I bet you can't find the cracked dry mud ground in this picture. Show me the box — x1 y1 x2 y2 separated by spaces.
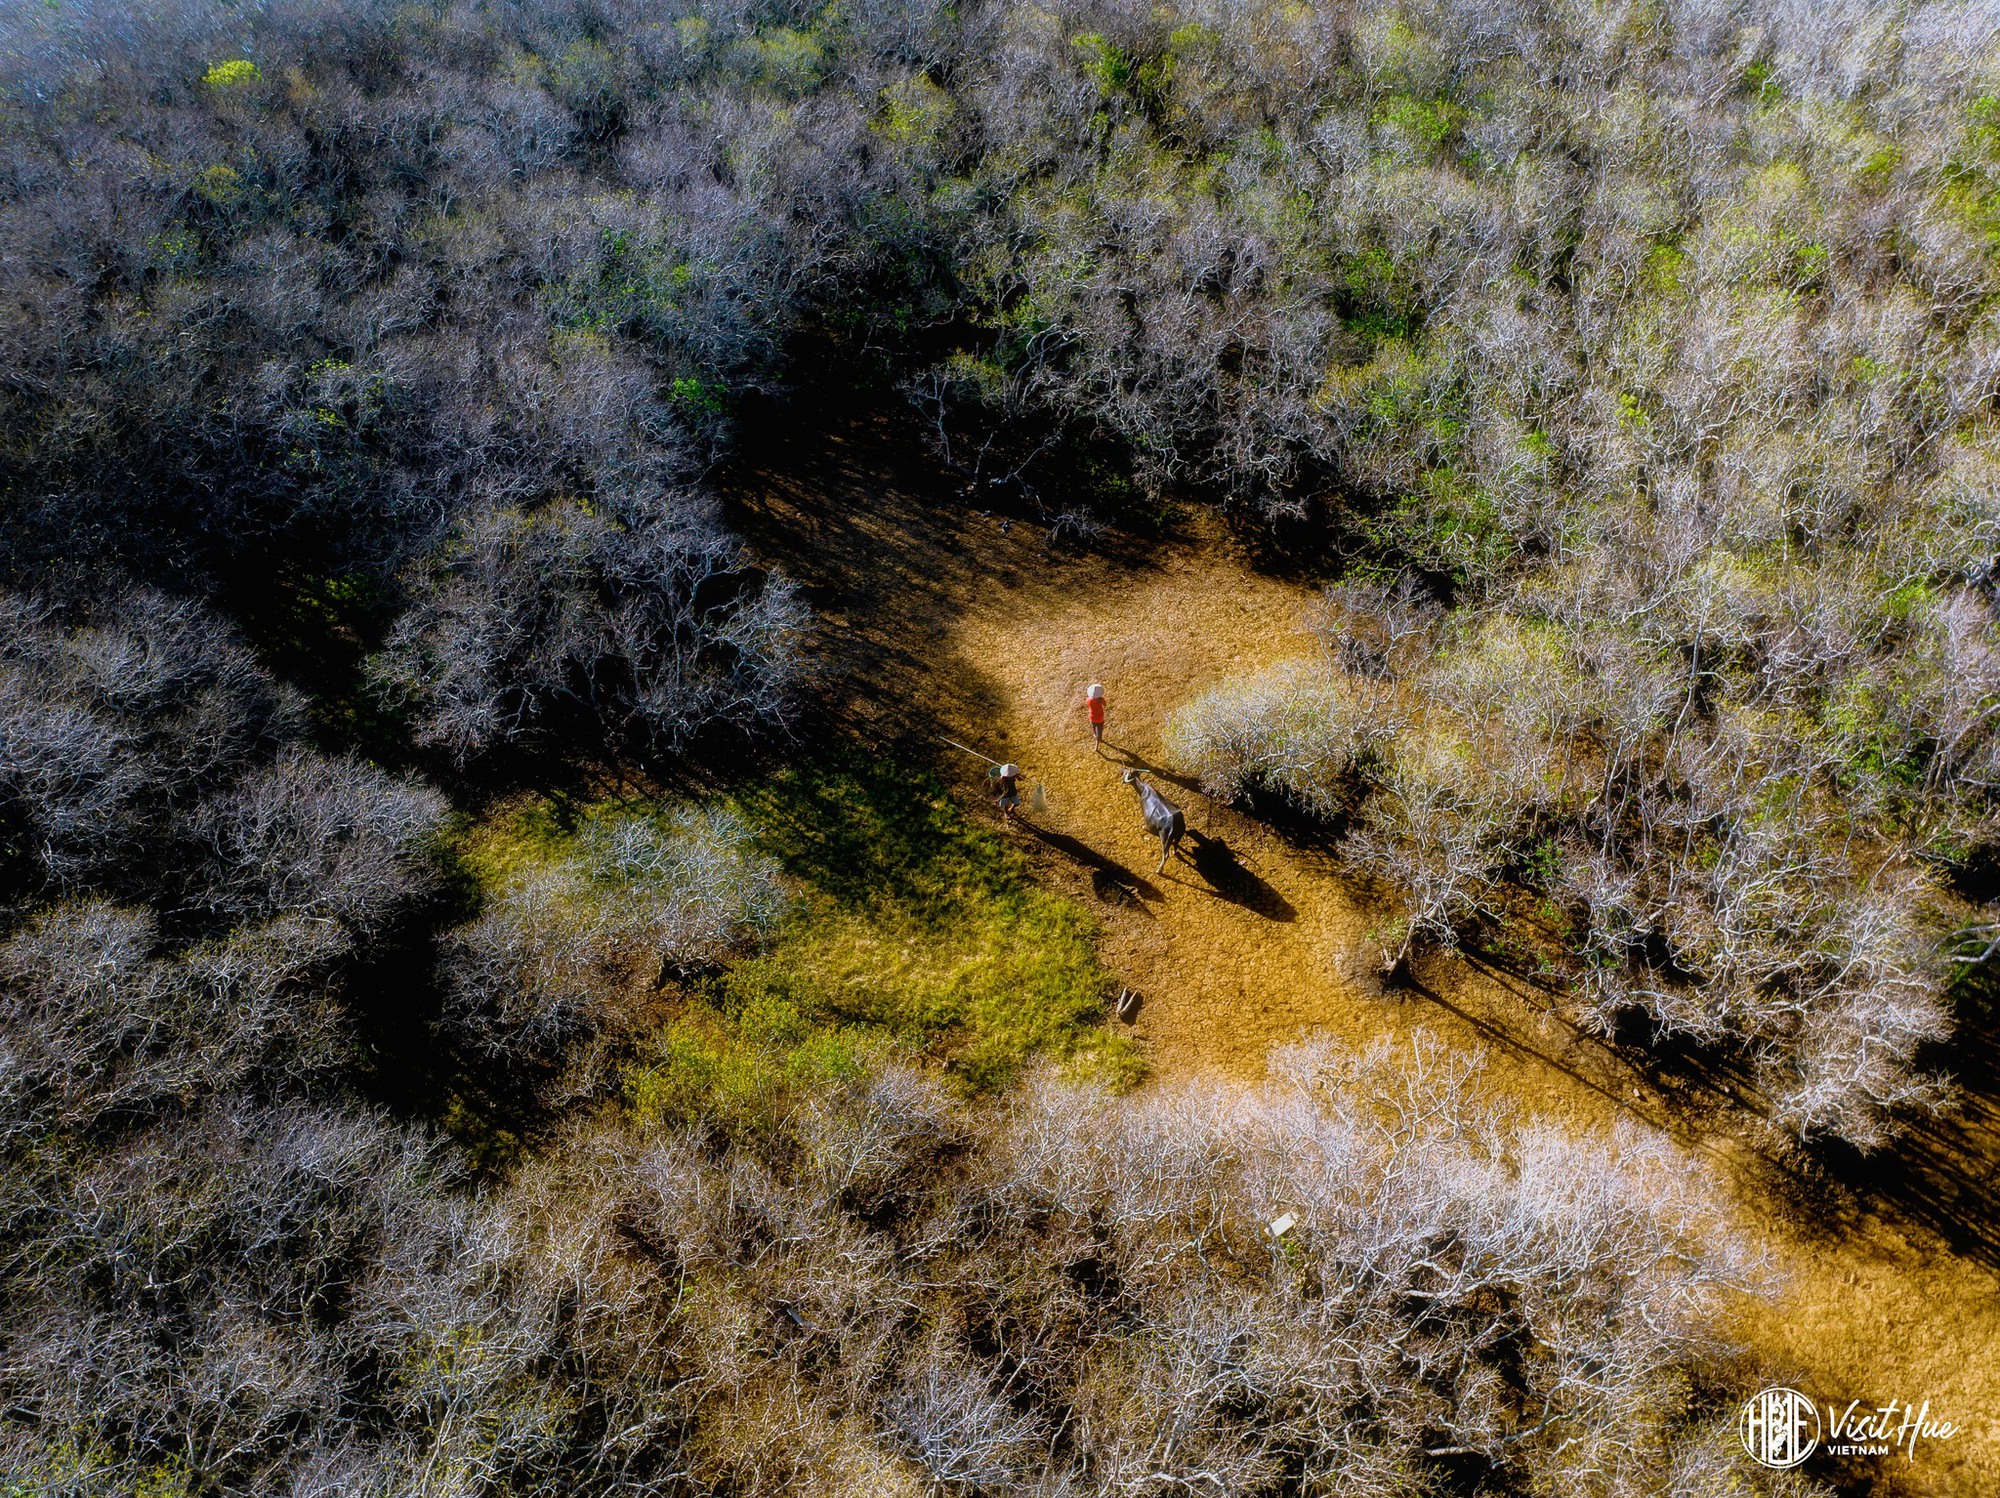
721 394 2000 1497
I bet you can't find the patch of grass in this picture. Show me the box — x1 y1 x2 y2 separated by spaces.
452 795 578 889
625 755 1141 1137
1742 59 1782 108
626 1005 882 1140
733 26 826 98
877 74 952 150
1338 247 1416 343
1642 242 1688 295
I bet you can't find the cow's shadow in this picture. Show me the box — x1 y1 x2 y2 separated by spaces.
1176 830 1296 921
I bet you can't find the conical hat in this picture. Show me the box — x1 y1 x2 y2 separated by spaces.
998 763 1018 777
1086 682 1104 699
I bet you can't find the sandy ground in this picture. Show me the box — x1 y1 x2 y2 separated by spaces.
954 542 2000 1498
722 405 2000 1497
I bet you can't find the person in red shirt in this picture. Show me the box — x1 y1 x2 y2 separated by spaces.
1085 682 1106 750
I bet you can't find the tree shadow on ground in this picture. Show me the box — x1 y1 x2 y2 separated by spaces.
1459 944 2000 1271
728 747 1041 918
1393 961 1673 1129
712 383 1166 754
1097 742 1211 801
1798 961 2000 1267
1596 965 2000 1270
342 899 563 1179
1106 749 1358 857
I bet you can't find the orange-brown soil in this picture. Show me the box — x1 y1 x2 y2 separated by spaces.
721 402 2000 1497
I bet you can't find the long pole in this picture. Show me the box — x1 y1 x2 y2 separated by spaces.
937 735 1004 768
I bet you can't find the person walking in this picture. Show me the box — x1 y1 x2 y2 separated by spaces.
1085 682 1107 751
993 762 1022 818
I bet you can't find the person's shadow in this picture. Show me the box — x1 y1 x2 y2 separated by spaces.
1179 830 1295 920
1016 820 1163 908
1099 742 1212 801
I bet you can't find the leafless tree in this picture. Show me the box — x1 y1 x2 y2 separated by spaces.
0 591 296 887
376 500 808 764
436 805 784 1075
193 752 446 935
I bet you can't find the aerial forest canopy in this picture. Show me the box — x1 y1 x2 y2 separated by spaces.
0 0 1996 1493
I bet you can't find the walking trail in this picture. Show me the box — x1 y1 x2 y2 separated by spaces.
721 400 2000 1497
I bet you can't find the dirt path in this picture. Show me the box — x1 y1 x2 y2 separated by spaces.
721 400 2000 1497
954 541 2000 1498
955 542 1627 1095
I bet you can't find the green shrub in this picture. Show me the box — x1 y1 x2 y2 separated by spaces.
202 59 260 90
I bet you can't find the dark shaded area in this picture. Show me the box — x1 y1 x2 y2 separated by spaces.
1456 941 2000 1273
1112 738 1360 854
1393 961 1671 1130
1016 820 1162 908
1097 741 1212 801
335 856 570 1176
713 380 1175 749
1091 866 1148 908
730 747 1042 923
1801 961 2000 1268
1179 829 1296 921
